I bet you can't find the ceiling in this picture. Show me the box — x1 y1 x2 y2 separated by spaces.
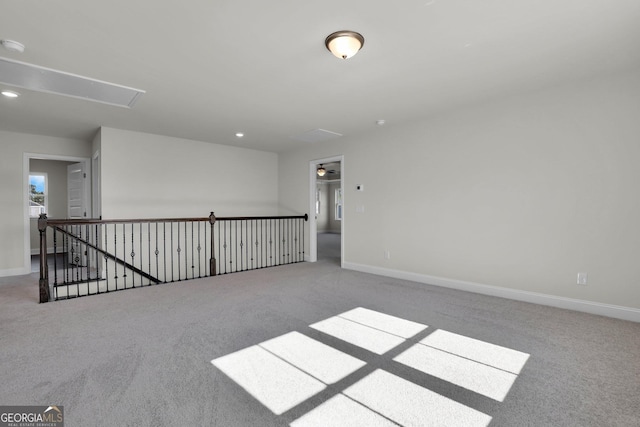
1 0 639 153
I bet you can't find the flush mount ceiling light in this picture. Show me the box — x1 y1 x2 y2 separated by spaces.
235 132 244 138
317 164 327 177
1 90 20 98
325 30 364 59
1 39 25 53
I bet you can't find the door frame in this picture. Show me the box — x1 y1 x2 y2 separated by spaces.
23 153 91 272
308 155 344 265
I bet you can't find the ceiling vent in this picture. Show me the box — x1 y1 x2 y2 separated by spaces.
291 128 343 143
0 57 145 108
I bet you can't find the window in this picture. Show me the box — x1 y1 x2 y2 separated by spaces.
29 173 47 217
335 188 342 220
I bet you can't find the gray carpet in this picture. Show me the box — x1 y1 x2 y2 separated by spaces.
317 232 341 265
2 246 640 426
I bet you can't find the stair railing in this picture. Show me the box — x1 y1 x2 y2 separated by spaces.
38 212 308 302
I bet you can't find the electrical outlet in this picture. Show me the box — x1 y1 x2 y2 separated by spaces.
384 250 391 260
577 272 588 286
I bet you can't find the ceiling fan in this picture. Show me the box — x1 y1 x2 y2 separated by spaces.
317 164 339 177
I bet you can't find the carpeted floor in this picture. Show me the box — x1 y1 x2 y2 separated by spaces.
317 232 341 265
2 237 639 426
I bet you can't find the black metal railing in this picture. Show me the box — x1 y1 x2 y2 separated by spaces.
38 212 308 302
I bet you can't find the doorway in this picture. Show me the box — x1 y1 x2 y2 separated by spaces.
23 153 92 272
309 156 344 266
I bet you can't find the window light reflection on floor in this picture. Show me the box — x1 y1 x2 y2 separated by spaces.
344 369 492 427
212 344 326 415
309 307 428 354
394 343 518 401
211 307 529 426
290 393 397 427
211 331 365 415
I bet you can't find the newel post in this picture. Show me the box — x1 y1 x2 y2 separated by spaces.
209 212 217 276
38 213 50 303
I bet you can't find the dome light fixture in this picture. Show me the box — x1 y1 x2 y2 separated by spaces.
1 39 25 53
1 90 20 98
325 31 364 59
317 164 327 177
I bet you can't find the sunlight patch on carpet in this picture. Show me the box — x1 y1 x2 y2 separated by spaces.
290 394 396 427
394 343 518 401
309 316 406 354
260 331 366 384
212 345 325 415
419 330 530 374
211 307 531 425
338 307 428 338
344 369 492 427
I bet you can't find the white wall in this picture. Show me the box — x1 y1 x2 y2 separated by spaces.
99 127 278 219
278 68 640 314
0 131 91 276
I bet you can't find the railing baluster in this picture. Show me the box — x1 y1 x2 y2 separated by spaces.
122 223 127 287
224 221 228 274
104 224 110 293
140 222 144 285
114 224 119 290
176 221 181 281
148 223 152 285
209 212 216 277
131 223 135 288
94 223 100 293
53 227 58 299
39 213 307 301
191 221 195 279
84 223 90 295
184 221 188 279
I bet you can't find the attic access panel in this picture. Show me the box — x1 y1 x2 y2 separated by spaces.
0 57 145 107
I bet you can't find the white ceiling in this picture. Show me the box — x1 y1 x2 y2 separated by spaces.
1 0 639 152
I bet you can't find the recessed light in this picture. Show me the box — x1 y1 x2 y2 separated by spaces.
376 119 386 126
1 39 25 53
1 90 20 98
235 132 244 138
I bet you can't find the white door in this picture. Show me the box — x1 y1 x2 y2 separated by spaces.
67 162 87 219
67 163 88 265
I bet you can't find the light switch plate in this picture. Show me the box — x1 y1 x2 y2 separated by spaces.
577 272 588 285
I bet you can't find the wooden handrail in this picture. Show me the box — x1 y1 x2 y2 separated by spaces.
45 213 308 225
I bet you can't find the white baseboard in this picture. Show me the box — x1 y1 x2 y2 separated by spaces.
30 247 65 255
0 267 31 278
343 262 640 323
